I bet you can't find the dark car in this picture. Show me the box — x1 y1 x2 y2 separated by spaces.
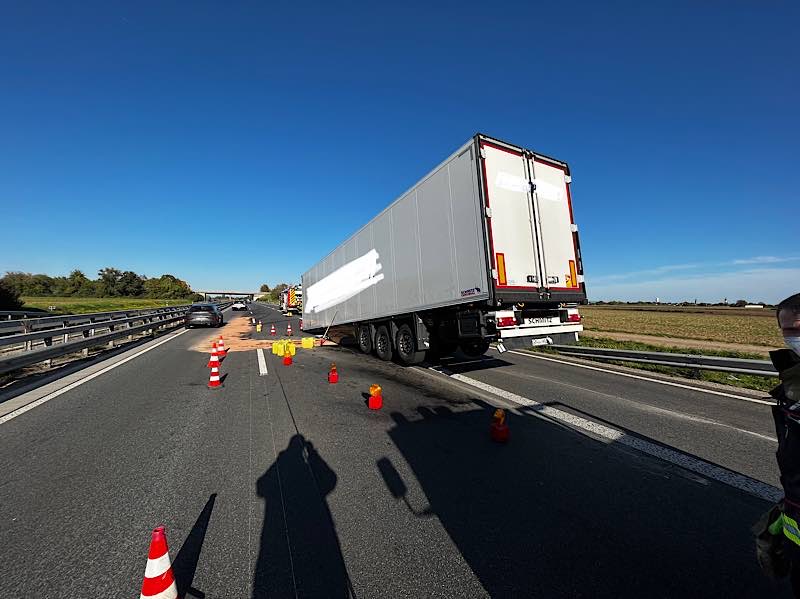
185 303 224 328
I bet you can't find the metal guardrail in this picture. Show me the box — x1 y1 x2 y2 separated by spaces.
0 302 233 376
548 345 777 377
0 306 189 335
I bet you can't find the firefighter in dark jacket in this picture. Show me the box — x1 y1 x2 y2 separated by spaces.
757 292 800 596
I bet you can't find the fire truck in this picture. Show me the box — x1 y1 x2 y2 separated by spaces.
280 285 303 316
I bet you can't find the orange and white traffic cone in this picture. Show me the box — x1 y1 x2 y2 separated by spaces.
217 335 227 356
139 526 178 599
208 365 222 388
328 363 338 384
490 408 509 443
286 323 293 336
368 384 382 410
270 324 276 336
207 342 220 368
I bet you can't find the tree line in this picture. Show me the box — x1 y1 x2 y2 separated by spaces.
0 269 203 309
258 282 290 303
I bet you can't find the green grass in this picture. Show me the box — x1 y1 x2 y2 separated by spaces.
531 336 777 393
20 296 196 315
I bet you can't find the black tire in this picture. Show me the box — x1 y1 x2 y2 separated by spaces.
460 339 490 358
374 325 393 361
395 324 425 365
357 325 372 354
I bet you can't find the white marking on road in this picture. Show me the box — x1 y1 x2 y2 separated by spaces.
256 348 268 376
486 359 778 442
507 350 775 406
428 368 782 502
0 328 189 425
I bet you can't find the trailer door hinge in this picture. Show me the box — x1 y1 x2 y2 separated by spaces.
570 223 578 232
480 147 486 159
565 175 572 184
485 207 492 218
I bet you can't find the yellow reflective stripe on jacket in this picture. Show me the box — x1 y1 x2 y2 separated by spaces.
784 513 800 547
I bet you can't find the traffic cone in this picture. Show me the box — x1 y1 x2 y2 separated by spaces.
299 318 303 330
490 408 509 443
207 343 220 368
286 323 293 336
208 365 222 388
270 324 276 336
283 350 292 366
328 363 339 384
139 526 178 599
368 384 382 410
217 335 227 356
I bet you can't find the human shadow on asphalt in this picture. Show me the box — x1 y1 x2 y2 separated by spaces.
172 493 217 599
253 434 354 599
380 402 790 598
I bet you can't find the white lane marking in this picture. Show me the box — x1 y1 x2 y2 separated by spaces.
490 359 777 442
507 350 775 406
256 348 268 376
0 328 189 425
432 369 781 502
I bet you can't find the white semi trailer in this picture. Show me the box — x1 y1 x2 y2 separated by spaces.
302 134 587 364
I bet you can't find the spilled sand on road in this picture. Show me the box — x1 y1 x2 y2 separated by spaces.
189 316 332 353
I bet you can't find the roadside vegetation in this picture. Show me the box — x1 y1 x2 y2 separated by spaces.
0 269 203 312
257 282 289 303
532 335 777 393
18 296 198 315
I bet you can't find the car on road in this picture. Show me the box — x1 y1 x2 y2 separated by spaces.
231 301 247 311
185 303 224 328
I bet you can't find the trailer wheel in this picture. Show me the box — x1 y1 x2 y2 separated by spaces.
374 325 393 361
357 325 372 354
460 339 490 358
395 324 425 365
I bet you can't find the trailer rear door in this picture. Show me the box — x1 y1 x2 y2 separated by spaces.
480 141 542 290
528 157 580 292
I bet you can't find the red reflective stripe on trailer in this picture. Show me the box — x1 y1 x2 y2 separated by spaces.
565 180 575 224
495 285 540 290
481 140 523 156
534 157 568 172
480 144 497 269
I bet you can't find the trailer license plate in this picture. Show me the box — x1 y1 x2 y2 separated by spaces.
524 317 558 325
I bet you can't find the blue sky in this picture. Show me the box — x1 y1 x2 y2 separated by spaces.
1 1 797 302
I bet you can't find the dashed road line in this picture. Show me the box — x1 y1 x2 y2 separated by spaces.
256 348 268 376
428 367 782 503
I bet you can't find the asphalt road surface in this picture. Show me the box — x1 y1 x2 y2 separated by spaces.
0 302 792 598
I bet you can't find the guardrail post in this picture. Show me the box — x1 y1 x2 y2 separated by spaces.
23 321 32 351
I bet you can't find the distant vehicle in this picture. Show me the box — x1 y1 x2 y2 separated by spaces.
185 303 224 328
231 301 247 311
302 133 586 364
280 285 303 316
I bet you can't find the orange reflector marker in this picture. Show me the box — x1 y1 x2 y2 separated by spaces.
496 253 507 285
569 260 578 288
